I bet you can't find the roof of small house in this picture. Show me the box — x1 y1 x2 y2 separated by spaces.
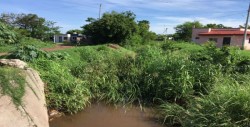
198 28 250 36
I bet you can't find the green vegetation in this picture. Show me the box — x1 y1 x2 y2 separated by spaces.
83 11 138 44
82 11 156 44
0 37 55 53
8 45 68 62
3 39 250 126
0 67 25 106
0 21 19 45
0 20 55 53
173 21 232 41
0 13 60 41
2 10 250 126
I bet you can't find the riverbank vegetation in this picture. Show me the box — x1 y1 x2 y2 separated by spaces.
5 40 250 126
1 10 250 127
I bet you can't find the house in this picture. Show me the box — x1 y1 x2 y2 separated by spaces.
53 33 87 43
53 34 71 43
192 28 250 50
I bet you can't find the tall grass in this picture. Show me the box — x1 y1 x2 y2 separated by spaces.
10 40 250 126
157 42 250 127
31 59 90 114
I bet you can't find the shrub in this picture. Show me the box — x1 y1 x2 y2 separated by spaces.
124 35 143 46
0 22 19 45
9 45 68 61
9 45 48 61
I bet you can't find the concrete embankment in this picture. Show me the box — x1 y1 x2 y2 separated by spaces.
0 59 49 127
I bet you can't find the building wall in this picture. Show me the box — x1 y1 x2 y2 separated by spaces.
192 28 250 50
191 28 211 42
54 34 71 43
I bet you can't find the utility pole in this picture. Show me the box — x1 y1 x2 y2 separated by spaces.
242 3 250 50
99 4 102 19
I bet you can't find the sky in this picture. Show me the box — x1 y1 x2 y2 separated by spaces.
1 0 250 34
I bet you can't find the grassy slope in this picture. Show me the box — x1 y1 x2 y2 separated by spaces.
0 37 55 53
29 44 135 113
27 41 250 126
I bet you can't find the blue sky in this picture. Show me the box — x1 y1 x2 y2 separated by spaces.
1 0 250 34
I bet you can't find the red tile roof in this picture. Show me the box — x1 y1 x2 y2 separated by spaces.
199 30 250 36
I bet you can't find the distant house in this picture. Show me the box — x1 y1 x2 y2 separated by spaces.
53 33 87 43
192 28 250 50
54 34 71 43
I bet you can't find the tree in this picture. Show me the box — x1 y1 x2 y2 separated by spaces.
137 20 157 42
204 23 231 28
0 13 60 41
174 21 203 41
66 29 82 34
138 20 150 35
82 11 138 44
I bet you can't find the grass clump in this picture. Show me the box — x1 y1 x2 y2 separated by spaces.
157 42 250 127
31 59 90 114
159 79 250 127
0 67 25 106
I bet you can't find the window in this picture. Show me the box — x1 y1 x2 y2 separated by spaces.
64 37 67 40
195 37 200 39
223 37 231 46
72 37 76 40
209 38 218 43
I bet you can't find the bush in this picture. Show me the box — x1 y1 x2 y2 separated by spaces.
9 45 68 61
124 35 143 46
9 45 48 61
0 22 19 45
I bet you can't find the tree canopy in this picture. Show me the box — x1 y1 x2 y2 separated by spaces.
66 29 83 34
174 21 232 42
204 23 231 28
174 21 203 42
82 11 138 44
0 13 60 41
82 11 157 44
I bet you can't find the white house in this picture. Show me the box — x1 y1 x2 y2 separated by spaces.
53 34 71 43
53 33 87 43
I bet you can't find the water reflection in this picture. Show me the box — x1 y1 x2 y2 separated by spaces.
50 103 164 127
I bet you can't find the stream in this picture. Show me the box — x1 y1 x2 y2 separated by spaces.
50 103 164 127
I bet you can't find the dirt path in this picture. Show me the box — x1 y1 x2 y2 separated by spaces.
0 44 74 56
0 52 8 56
42 44 74 52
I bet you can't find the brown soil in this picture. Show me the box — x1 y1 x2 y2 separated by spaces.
107 44 120 49
0 52 8 56
42 44 74 52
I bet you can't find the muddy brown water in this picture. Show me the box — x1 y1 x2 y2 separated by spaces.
50 103 165 127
